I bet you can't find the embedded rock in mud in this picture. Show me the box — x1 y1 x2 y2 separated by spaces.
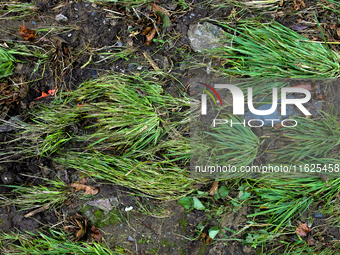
187 22 225 52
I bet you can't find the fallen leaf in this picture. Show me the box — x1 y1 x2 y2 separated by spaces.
87 199 112 211
145 27 157 46
90 225 102 242
142 26 152 35
74 218 85 241
291 83 312 91
274 122 283 130
206 236 213 245
34 87 56 100
293 0 300 10
151 3 170 16
296 223 311 237
316 94 325 101
300 0 306 8
70 182 99 196
209 181 219 196
337 28 340 38
19 25 35 41
136 87 147 96
79 177 87 184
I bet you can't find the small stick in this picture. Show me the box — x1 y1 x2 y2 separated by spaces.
24 204 50 218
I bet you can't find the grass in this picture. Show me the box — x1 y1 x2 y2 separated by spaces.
267 110 340 167
0 229 121 254
2 73 199 199
208 19 340 78
0 1 38 20
0 178 69 210
0 46 16 78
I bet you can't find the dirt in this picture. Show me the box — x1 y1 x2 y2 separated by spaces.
1 0 340 254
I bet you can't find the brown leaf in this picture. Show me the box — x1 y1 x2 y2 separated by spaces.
70 182 98 196
206 236 213 245
291 83 312 91
201 232 207 239
90 225 102 242
74 218 85 241
336 28 340 38
296 223 311 237
141 250 146 255
145 28 157 46
19 25 35 41
274 122 283 131
79 177 87 184
151 3 170 16
308 238 316 245
209 181 219 196
142 26 152 35
300 0 306 8
316 94 325 101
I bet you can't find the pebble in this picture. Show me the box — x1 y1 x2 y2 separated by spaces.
91 70 97 79
68 33 72 37
31 21 36 25
117 41 123 47
128 64 135 71
314 213 323 218
128 236 134 242
137 66 143 70
91 11 96 16
110 20 117 27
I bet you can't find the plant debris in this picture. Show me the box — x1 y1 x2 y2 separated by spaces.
90 225 102 242
296 223 311 237
70 183 99 196
209 181 219 196
19 25 35 41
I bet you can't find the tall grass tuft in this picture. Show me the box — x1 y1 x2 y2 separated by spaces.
209 19 340 78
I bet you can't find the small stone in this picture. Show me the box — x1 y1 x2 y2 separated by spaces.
91 11 96 16
31 20 36 25
137 66 143 70
125 206 133 212
117 41 123 47
314 213 323 218
128 236 134 242
128 64 135 71
187 22 226 52
55 14 68 22
68 34 72 37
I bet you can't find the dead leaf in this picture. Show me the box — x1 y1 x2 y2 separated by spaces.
136 87 147 96
70 182 98 196
209 181 219 196
19 25 35 41
292 24 308 31
336 28 340 38
145 27 157 46
151 3 170 16
201 232 207 240
34 88 56 100
206 236 213 245
87 199 112 211
296 223 311 237
79 177 87 184
291 83 312 91
316 94 325 101
142 26 152 35
74 218 86 241
90 225 102 242
274 122 283 131
300 0 306 8
293 0 300 10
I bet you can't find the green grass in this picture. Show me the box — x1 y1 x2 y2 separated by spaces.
1 229 121 254
267 110 340 166
208 19 340 78
0 46 16 78
0 179 69 210
0 2 38 20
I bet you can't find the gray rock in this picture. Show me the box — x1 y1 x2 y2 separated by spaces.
187 22 225 52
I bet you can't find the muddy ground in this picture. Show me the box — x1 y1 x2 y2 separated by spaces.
1 0 340 254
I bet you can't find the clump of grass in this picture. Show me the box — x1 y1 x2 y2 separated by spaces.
191 115 262 179
0 179 69 210
209 19 340 78
0 2 38 20
267 110 340 166
0 46 17 78
1 229 120 255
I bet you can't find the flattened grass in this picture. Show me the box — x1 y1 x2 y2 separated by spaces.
209 20 340 78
